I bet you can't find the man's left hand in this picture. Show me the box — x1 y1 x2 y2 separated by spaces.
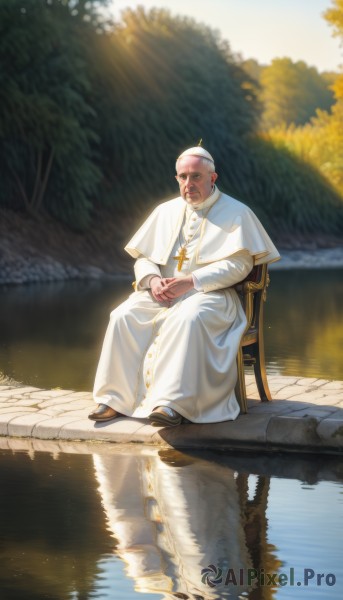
160 276 194 299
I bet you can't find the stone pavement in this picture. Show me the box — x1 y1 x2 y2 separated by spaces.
0 374 342 454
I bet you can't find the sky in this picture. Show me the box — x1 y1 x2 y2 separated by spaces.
107 0 342 72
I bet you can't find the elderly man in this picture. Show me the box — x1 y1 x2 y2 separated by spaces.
89 146 279 426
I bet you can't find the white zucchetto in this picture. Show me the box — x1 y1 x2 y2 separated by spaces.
177 146 214 164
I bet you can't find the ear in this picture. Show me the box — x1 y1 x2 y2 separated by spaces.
211 172 218 184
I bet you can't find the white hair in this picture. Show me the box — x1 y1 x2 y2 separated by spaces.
175 156 215 173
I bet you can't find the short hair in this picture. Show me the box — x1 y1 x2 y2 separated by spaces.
175 156 215 173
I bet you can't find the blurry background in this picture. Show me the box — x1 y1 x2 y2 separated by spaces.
0 0 342 253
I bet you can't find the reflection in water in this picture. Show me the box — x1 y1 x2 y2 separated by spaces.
0 279 130 390
265 269 343 379
0 449 113 600
93 450 280 600
0 443 342 600
0 269 342 390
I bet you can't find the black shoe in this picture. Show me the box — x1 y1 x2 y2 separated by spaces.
88 404 121 422
148 406 183 427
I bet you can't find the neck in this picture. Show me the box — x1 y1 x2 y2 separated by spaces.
186 185 220 211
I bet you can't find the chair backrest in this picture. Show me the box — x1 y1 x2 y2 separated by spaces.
234 264 269 338
234 263 272 409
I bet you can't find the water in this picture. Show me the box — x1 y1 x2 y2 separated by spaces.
0 269 342 390
0 442 342 600
0 271 342 599
264 269 343 380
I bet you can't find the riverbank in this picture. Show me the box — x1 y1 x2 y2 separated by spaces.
269 247 343 270
0 375 342 454
0 207 133 286
1 208 342 285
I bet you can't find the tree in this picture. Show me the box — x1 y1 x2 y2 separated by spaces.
85 7 259 212
1 2 342 238
264 1 343 201
325 0 343 38
0 0 105 229
248 132 343 236
324 0 343 99
259 58 335 128
241 58 264 82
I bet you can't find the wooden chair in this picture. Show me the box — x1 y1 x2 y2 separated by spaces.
234 263 272 413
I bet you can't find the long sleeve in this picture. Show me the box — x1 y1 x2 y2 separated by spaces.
134 257 162 290
192 250 253 293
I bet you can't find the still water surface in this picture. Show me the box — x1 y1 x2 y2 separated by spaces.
0 269 342 390
0 444 342 600
0 271 342 600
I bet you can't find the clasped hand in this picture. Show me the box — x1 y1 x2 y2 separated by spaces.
150 275 194 303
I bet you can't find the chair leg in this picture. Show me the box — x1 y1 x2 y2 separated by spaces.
235 347 248 413
252 342 272 402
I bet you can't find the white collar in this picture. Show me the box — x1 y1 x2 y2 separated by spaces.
185 185 221 215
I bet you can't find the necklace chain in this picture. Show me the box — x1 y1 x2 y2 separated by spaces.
178 206 211 250
173 207 211 271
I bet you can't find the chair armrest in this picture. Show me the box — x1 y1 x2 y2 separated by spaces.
235 264 268 294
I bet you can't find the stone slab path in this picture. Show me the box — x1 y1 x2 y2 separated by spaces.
0 375 342 454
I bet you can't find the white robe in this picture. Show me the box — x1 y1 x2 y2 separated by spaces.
93 187 280 423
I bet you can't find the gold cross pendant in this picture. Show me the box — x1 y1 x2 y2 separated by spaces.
173 246 189 271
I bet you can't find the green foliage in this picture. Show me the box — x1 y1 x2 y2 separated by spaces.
266 102 343 202
0 1 342 239
0 0 103 229
324 0 343 37
263 0 343 212
85 7 258 212
241 58 265 82
324 0 343 104
246 134 343 235
259 58 335 129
